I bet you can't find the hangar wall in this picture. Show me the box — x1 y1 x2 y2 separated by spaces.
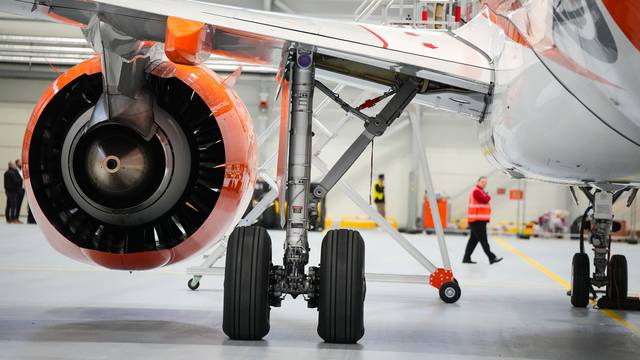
0 78 53 218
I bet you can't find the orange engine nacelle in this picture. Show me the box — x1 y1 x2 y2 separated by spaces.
22 57 256 270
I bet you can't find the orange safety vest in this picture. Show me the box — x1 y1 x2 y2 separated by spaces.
467 186 491 223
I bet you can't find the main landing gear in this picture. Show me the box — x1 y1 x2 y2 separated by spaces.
570 187 640 310
222 43 458 343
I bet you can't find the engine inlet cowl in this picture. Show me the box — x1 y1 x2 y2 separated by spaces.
23 57 256 270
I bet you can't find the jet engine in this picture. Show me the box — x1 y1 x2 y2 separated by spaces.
23 57 256 270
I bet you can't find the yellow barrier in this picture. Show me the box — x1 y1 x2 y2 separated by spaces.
324 216 333 229
338 216 398 229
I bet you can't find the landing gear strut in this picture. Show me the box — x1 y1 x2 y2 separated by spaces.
571 187 640 310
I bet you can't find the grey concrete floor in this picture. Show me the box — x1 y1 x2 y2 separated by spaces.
1 224 640 359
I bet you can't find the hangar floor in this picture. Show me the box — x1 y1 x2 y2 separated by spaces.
1 224 640 359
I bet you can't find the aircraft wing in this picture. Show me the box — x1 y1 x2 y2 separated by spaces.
1 0 493 116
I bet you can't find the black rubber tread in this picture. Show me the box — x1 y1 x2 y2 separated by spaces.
439 281 461 303
318 229 365 344
607 254 628 301
571 253 590 308
260 205 278 229
187 278 200 290
223 226 272 340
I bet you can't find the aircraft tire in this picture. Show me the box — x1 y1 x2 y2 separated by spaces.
317 229 365 344
223 226 272 340
571 253 590 307
607 254 628 302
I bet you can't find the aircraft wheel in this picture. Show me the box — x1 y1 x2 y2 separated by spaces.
317 229 365 344
607 255 628 301
439 281 461 304
261 205 277 229
222 226 272 340
571 253 590 307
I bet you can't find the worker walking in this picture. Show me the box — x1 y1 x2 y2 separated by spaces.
373 174 385 217
463 176 502 264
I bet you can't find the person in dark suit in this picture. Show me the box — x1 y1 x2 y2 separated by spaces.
4 161 22 224
14 159 25 224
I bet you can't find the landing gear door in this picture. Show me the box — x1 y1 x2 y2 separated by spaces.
276 76 292 228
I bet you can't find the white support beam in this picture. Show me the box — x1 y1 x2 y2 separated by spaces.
186 267 430 285
257 117 280 146
237 171 279 227
408 106 452 270
313 155 438 274
313 83 345 113
274 0 295 14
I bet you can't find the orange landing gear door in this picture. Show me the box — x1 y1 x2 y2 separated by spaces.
276 77 291 228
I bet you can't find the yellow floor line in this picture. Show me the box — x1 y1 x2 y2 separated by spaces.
495 237 640 336
494 238 571 290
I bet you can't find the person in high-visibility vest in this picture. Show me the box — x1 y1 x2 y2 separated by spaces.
373 174 385 217
463 176 503 264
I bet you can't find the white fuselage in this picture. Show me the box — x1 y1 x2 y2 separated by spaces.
460 1 640 186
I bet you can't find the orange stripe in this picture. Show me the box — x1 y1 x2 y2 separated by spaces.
360 25 389 49
481 3 618 87
602 0 640 51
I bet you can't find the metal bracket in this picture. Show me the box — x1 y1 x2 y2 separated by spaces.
429 268 454 289
237 172 279 227
82 15 165 139
569 186 580 206
627 189 638 208
312 77 419 200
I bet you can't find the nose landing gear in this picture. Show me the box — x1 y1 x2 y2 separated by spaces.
571 187 639 310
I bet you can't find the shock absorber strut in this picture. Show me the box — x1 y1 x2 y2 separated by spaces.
280 44 317 299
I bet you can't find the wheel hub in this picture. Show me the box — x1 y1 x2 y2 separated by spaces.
444 287 456 298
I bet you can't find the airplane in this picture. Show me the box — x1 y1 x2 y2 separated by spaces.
0 0 638 344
